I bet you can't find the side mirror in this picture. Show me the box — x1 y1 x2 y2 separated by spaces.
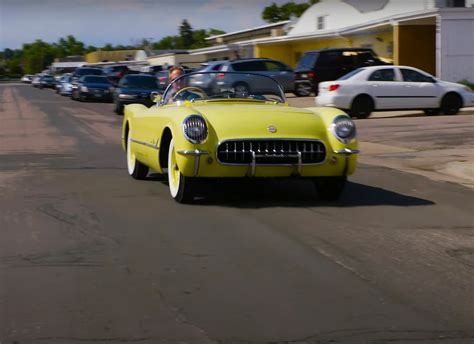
151 92 162 103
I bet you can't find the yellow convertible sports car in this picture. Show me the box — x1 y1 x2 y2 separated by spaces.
122 72 359 203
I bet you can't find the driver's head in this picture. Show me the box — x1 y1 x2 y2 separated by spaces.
169 66 184 82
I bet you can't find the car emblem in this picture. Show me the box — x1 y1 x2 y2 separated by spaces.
268 125 277 133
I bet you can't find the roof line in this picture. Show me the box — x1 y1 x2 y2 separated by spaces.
205 20 291 40
252 8 440 45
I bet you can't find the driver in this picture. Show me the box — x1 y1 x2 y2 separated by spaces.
167 66 203 102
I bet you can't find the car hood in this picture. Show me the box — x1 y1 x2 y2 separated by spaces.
436 80 466 89
188 103 328 140
119 87 158 94
84 83 111 89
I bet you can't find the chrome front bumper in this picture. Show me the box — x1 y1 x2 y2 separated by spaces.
177 149 209 177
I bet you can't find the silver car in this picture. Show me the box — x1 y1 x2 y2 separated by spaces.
188 60 226 92
216 58 295 93
57 74 73 96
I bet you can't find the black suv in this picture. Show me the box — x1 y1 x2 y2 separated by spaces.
294 48 387 96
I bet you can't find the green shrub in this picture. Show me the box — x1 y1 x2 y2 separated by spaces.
458 79 474 90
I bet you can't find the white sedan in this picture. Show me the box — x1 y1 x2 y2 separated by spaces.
315 66 474 119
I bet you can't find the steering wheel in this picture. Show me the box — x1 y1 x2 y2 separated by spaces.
171 87 207 101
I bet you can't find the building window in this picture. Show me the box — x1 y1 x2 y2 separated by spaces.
317 16 326 30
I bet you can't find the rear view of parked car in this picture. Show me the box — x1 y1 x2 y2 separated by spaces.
315 65 474 118
218 58 295 94
21 75 34 83
103 65 130 85
294 48 387 96
55 73 72 94
37 74 56 89
113 74 160 115
71 75 113 102
188 60 226 92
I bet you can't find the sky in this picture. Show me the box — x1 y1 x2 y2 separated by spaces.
0 0 308 50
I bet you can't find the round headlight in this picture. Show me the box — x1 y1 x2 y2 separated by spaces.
332 115 356 143
182 115 208 144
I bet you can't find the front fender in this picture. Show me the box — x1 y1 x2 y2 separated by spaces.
121 103 149 151
305 106 358 175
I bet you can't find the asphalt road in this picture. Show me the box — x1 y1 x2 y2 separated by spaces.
0 84 473 344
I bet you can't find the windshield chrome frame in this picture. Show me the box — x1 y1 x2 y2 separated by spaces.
159 71 286 106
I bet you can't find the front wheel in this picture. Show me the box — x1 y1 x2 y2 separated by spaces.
440 93 462 116
168 139 196 203
314 177 346 201
127 132 149 180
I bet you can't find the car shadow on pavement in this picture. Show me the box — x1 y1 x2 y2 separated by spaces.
150 176 435 208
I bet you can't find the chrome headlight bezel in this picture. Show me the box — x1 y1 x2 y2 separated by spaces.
182 115 208 144
331 115 357 144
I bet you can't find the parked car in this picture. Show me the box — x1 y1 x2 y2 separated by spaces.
294 48 388 97
113 74 160 115
37 74 56 89
103 64 130 84
21 74 34 83
188 60 226 92
122 72 359 203
56 74 74 96
315 65 474 118
217 58 295 94
31 75 42 87
142 65 164 74
71 67 104 81
71 75 113 102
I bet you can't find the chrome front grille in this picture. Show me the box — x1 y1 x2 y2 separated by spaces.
217 139 326 165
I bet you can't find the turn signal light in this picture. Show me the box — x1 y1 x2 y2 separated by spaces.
329 84 340 92
217 73 225 79
308 71 315 78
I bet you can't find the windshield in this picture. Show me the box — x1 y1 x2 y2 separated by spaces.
162 72 285 105
84 76 110 84
76 68 103 76
121 76 158 89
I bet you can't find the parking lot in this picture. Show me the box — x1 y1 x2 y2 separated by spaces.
1 82 473 343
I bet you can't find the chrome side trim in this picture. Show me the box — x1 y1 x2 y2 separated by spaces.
176 150 210 177
130 138 159 150
333 148 360 155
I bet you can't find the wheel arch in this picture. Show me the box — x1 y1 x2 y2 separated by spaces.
440 91 464 108
159 127 173 169
351 93 375 107
122 120 131 152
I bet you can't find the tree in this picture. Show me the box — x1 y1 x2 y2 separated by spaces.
152 36 181 50
262 3 284 23
262 1 318 23
179 19 194 49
